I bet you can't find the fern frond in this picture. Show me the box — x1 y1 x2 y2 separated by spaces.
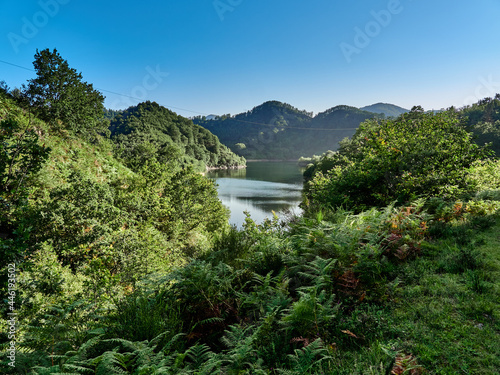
286 338 332 374
184 343 215 369
93 350 130 375
61 364 94 374
159 332 186 353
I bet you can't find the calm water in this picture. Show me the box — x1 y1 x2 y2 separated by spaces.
206 161 305 227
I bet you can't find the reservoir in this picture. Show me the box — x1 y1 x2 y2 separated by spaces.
206 161 305 227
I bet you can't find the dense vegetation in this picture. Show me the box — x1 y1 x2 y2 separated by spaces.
1 49 500 374
193 102 383 160
303 107 492 212
460 94 500 156
110 101 245 172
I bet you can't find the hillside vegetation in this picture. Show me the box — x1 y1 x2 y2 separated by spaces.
460 94 500 156
360 103 409 117
1 49 500 374
193 102 383 160
110 101 245 172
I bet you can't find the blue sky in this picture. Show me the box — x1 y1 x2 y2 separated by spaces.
1 0 500 117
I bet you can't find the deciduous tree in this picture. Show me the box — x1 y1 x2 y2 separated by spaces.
24 48 107 138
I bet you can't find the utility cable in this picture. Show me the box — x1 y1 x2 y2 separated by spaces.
1 59 364 131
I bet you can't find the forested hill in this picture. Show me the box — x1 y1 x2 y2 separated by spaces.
192 100 313 159
109 101 245 172
193 101 383 159
461 95 500 156
306 105 384 155
360 102 409 117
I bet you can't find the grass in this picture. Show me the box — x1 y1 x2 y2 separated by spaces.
389 217 500 374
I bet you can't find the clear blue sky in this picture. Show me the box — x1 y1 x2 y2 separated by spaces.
2 0 500 117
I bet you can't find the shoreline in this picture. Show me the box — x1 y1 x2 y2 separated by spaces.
204 164 246 172
245 159 299 162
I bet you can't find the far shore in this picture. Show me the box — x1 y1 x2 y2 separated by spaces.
245 159 299 162
204 164 246 173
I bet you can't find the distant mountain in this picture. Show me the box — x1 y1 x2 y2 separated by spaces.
360 103 409 117
193 101 382 159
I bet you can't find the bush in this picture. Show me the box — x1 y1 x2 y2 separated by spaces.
305 108 492 212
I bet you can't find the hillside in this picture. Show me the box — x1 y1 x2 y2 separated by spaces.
3 90 500 374
460 94 500 156
306 105 383 155
2 48 500 374
360 102 409 117
110 101 245 172
193 101 382 159
2 78 500 373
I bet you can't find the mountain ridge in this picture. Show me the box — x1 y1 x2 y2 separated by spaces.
192 100 384 159
360 102 409 117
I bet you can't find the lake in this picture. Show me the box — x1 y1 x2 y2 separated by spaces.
206 161 305 227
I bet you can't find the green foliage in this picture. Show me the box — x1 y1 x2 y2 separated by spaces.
305 109 492 212
0 117 50 266
3 67 500 374
33 171 125 268
460 94 500 156
13 199 500 374
24 48 108 138
163 167 229 238
193 101 382 160
110 101 245 172
467 159 500 192
0 118 50 207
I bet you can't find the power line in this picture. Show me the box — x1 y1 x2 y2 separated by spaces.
0 59 34 72
96 87 207 115
0 59 363 131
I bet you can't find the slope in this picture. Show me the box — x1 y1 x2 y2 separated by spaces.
460 94 500 156
360 102 409 117
1 89 230 288
193 101 381 159
110 101 246 171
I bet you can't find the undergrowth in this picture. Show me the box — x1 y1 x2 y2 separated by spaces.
2 197 499 374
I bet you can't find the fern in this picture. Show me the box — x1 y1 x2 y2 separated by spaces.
184 343 216 370
238 270 291 320
277 338 332 375
297 256 338 293
92 350 131 375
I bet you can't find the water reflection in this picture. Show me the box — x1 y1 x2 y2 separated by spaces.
206 162 304 227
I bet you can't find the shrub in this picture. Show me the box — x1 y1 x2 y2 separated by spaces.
305 108 492 212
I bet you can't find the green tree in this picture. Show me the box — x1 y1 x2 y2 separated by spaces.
0 119 50 210
24 48 108 138
305 108 492 212
0 118 50 258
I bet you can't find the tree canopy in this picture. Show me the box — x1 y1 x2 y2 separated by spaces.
24 48 108 137
304 108 493 212
110 101 245 172
193 101 382 160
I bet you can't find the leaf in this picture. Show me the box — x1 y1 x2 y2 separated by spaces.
340 329 358 339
